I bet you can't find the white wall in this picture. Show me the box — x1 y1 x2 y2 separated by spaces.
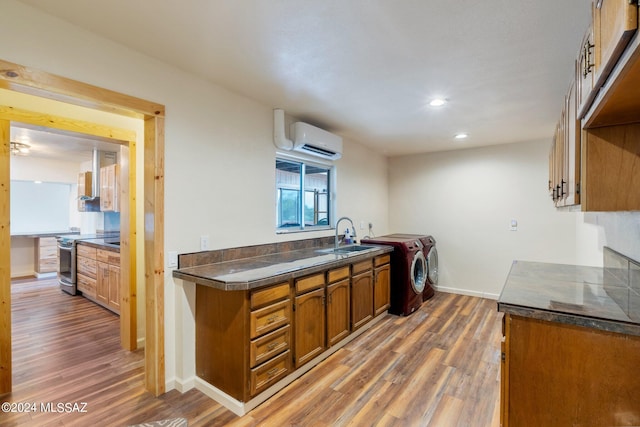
0 0 389 393
389 139 586 298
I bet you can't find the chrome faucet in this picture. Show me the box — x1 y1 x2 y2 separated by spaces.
335 216 357 249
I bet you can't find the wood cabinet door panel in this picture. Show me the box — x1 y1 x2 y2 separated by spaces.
294 287 326 368
594 0 638 87
505 315 640 426
108 265 120 313
351 271 373 331
96 262 109 305
374 264 390 317
327 279 350 347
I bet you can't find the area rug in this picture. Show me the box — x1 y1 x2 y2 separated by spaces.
129 418 188 427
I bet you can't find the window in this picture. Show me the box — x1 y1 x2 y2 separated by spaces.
276 158 333 231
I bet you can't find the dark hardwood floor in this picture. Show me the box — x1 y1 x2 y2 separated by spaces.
2 277 501 426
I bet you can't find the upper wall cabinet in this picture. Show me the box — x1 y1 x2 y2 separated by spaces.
100 164 120 212
550 79 581 208
551 0 640 211
593 0 638 88
578 0 638 119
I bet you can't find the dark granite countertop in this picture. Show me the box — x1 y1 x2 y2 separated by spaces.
173 244 393 291
498 260 640 336
11 230 80 238
76 237 120 252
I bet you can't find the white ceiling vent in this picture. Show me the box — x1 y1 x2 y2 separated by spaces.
273 109 342 160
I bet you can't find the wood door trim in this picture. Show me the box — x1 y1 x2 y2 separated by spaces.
0 58 165 397
0 119 11 394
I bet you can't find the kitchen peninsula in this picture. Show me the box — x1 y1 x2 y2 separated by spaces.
497 248 640 426
173 237 393 415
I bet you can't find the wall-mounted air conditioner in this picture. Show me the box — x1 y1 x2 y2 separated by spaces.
273 109 343 160
290 122 342 160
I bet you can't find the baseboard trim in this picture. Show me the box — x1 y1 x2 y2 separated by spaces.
435 286 499 300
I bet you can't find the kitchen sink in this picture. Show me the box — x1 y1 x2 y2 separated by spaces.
317 245 377 255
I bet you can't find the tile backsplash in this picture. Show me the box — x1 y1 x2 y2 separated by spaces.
603 246 640 322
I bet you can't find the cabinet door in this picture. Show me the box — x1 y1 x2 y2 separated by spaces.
373 264 390 317
100 164 119 212
96 261 109 305
294 287 326 368
326 279 350 347
108 265 120 313
593 0 638 87
351 271 373 331
77 171 92 212
577 26 595 117
564 80 581 206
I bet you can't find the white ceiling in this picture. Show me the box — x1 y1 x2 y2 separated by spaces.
16 0 592 156
10 125 121 163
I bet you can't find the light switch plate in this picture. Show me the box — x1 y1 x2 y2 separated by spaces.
168 251 178 268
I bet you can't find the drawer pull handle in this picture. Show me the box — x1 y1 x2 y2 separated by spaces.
267 368 279 378
267 314 278 324
267 342 279 351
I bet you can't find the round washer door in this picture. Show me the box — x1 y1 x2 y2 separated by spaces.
410 250 427 294
427 247 438 285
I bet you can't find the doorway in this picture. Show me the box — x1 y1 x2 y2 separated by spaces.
0 58 166 397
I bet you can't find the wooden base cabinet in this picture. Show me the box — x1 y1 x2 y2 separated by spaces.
294 273 326 368
196 282 292 402
76 243 120 314
501 314 640 426
194 253 391 406
351 260 373 331
373 255 390 317
327 266 350 347
34 237 57 275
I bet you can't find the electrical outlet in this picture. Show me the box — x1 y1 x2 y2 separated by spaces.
200 235 210 250
168 251 178 268
360 220 365 230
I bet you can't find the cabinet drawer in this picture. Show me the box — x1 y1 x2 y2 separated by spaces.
77 273 96 297
250 299 291 339
250 324 290 368
327 266 349 284
295 273 325 295
97 248 120 265
77 244 96 258
374 254 390 267
251 282 290 309
250 350 291 397
77 256 97 278
39 245 57 259
352 259 372 275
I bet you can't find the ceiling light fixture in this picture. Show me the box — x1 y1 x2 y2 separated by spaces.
429 98 447 107
10 141 31 155
454 133 468 140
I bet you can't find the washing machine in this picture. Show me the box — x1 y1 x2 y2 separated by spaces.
419 235 438 301
360 234 427 315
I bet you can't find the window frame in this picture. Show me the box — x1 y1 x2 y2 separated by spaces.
275 152 336 233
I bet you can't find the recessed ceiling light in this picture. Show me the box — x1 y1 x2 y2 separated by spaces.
454 133 468 140
429 98 447 107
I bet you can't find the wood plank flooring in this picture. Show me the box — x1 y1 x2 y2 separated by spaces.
2 277 502 426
